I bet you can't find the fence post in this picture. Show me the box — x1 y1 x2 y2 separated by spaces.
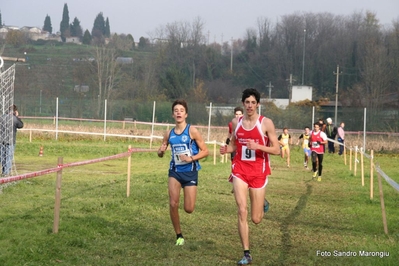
377 170 389 235
53 157 63 234
349 147 352 171
354 146 358 176
344 145 346 165
361 147 364 186
220 141 225 163
213 141 216 165
127 145 132 197
370 150 374 200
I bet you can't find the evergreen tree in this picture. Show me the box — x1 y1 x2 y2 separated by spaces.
92 12 105 40
43 14 52 34
127 34 135 49
60 3 70 42
105 17 111 37
82 30 92 45
138 37 148 49
70 17 83 39
0 11 3 28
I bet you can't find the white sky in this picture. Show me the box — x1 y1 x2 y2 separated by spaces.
2 0 398 42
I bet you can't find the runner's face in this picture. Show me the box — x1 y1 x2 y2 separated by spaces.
173 104 187 122
313 124 320 132
235 111 243 118
243 96 258 115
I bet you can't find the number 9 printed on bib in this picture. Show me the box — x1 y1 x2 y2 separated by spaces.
241 146 256 161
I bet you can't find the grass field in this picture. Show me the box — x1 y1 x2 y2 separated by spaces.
0 138 398 266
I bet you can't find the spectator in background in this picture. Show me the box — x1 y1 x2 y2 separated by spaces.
318 118 326 133
226 106 244 161
337 122 345 155
1 105 24 176
325 118 337 153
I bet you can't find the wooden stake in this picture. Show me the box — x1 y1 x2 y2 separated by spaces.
213 141 216 165
361 147 364 186
354 146 358 176
370 150 374 200
127 145 132 197
53 157 63 234
349 147 352 171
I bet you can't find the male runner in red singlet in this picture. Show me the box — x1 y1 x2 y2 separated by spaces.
220 88 280 265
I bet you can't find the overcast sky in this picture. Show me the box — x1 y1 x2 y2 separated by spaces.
2 0 398 43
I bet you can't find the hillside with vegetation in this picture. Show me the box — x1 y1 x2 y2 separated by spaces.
1 8 398 131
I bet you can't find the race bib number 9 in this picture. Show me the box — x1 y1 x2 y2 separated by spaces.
241 146 255 161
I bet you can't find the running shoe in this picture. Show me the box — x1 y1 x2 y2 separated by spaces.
175 237 185 246
312 171 317 178
317 177 321 182
237 254 252 265
264 199 270 213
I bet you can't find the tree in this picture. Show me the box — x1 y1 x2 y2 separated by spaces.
138 37 149 49
92 12 106 43
127 34 135 49
159 64 190 99
82 30 92 45
0 11 3 27
91 45 121 118
43 14 52 34
70 17 83 39
5 30 27 47
105 17 111 37
60 3 70 42
109 33 134 51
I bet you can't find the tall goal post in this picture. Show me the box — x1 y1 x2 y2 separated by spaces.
0 57 17 176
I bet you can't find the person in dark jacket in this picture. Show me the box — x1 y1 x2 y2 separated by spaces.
1 105 24 176
325 117 337 153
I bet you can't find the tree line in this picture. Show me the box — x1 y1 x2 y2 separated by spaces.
2 9 399 130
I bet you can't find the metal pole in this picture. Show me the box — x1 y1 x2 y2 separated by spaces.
230 38 233 73
312 106 315 127
40 90 42 114
55 97 58 140
334 65 340 126
150 101 156 149
363 108 367 150
103 99 107 141
302 29 306 85
207 102 212 142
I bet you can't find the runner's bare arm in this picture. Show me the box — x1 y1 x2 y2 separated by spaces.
188 126 209 161
157 131 169 157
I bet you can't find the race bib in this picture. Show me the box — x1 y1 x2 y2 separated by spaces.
241 146 255 161
312 141 319 148
173 144 191 165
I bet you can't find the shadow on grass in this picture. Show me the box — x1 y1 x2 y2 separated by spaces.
278 182 312 263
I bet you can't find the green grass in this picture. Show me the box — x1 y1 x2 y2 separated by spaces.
0 139 398 265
